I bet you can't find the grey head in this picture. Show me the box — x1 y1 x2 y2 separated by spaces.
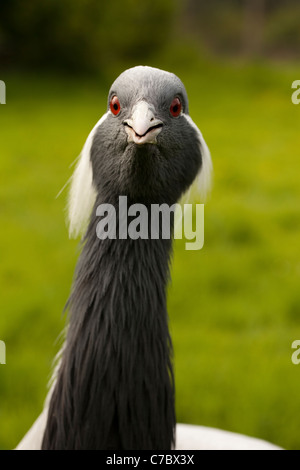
109 66 190 144
68 66 212 238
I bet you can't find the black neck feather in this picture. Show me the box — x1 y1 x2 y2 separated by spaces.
42 197 176 450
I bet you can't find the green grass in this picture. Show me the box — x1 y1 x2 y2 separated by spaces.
1 58 300 449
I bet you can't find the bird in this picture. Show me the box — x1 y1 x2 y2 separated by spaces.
16 66 280 450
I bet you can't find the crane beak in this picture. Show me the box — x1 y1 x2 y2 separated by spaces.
124 101 163 145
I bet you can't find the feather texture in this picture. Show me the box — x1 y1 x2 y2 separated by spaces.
68 113 109 238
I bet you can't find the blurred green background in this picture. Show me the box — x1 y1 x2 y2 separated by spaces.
1 0 300 450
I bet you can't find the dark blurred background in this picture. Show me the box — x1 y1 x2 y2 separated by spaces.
1 0 300 451
1 0 300 74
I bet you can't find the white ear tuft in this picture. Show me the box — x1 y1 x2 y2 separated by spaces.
174 115 212 237
68 113 109 239
183 114 213 202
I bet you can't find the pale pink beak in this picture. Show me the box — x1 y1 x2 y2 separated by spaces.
124 101 163 145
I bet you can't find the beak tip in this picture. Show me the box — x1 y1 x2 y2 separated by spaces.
124 100 163 145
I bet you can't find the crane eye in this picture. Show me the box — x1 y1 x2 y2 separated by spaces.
170 97 182 117
110 95 121 116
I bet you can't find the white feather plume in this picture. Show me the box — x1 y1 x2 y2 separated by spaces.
183 114 213 201
68 113 109 239
175 115 213 235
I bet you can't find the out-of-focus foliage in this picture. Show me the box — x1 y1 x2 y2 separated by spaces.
0 0 176 72
182 0 300 58
265 3 300 56
1 0 300 74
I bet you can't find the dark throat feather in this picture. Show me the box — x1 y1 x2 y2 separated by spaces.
42 196 176 450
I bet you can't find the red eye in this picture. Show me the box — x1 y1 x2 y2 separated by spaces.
110 95 121 115
170 97 182 117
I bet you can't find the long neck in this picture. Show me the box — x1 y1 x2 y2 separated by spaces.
42 197 176 450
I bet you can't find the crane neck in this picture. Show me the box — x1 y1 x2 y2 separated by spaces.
42 195 176 449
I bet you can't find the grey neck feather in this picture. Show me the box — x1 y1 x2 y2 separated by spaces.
42 196 176 450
